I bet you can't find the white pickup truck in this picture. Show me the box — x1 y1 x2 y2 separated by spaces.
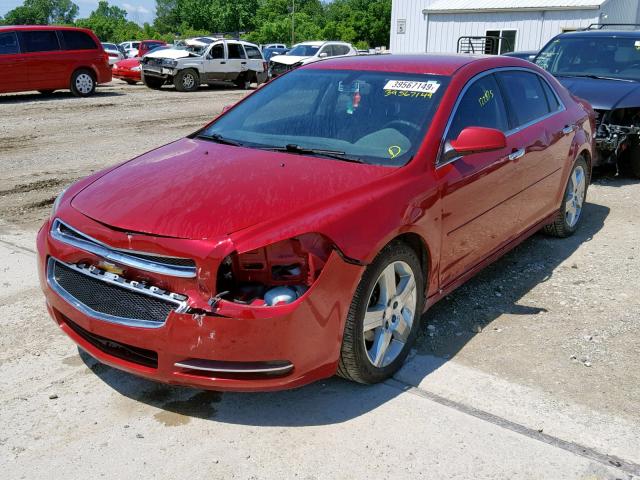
140 39 267 92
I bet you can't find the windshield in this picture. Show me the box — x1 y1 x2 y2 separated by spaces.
200 69 449 166
288 45 320 56
102 43 117 50
536 35 640 81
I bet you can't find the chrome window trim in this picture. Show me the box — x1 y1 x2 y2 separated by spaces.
47 257 188 329
436 66 567 168
50 219 197 278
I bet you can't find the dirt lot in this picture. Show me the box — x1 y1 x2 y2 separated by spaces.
1 82 639 479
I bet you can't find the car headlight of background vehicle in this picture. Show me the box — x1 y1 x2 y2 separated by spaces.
216 233 334 306
161 59 178 68
51 187 68 217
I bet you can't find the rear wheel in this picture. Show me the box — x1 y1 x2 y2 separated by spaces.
174 69 199 92
233 73 251 90
544 156 588 237
70 69 96 97
338 241 424 384
142 73 164 90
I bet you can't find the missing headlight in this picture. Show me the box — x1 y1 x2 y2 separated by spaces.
216 233 333 306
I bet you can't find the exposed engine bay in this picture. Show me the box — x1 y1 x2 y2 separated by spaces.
595 108 640 165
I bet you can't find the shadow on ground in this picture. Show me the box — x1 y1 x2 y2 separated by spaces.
0 90 124 104
79 200 609 426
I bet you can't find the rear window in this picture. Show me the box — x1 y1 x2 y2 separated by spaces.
60 30 97 50
245 45 263 59
21 30 60 53
0 32 20 55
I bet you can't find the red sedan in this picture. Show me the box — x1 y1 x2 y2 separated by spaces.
112 57 141 84
37 55 594 391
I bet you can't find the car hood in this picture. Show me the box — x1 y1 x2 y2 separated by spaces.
71 138 393 240
557 76 640 110
144 48 197 60
270 55 310 66
114 58 139 69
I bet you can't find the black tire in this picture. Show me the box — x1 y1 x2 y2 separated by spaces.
124 79 138 85
38 90 55 95
544 156 589 238
337 241 424 384
142 73 164 90
70 69 96 97
174 69 199 92
233 73 251 90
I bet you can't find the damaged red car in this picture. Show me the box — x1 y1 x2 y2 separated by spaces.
37 55 594 391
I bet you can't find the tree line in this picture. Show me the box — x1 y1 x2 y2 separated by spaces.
1 0 391 49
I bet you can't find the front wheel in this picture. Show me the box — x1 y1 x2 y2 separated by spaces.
142 73 164 90
544 156 589 237
338 241 424 384
174 69 199 92
70 69 96 97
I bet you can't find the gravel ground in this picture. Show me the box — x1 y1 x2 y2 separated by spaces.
1 81 639 479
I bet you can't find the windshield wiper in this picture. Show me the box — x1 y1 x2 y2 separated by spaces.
556 73 635 82
263 144 365 163
197 133 243 146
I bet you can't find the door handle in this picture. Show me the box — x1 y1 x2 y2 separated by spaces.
508 148 525 161
562 125 575 135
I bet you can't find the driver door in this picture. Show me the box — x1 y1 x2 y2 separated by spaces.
437 73 523 287
202 42 228 81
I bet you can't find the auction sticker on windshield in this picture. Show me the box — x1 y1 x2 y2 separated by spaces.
384 80 441 94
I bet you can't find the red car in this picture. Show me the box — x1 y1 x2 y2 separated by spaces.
0 25 111 97
136 40 167 58
37 55 594 391
112 57 142 84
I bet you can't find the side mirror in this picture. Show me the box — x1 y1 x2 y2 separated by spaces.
449 127 507 156
318 52 328 58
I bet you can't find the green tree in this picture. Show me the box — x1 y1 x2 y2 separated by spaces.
75 1 142 42
3 0 79 25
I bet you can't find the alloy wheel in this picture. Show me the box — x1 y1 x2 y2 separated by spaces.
363 261 417 368
565 165 586 228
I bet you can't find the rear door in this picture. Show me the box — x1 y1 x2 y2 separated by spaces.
57 29 101 84
0 31 26 93
495 70 570 226
18 29 65 90
437 73 523 287
243 44 265 75
226 42 248 79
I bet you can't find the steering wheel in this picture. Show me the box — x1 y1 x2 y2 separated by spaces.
382 119 421 137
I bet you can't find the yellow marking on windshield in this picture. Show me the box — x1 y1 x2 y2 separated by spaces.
388 146 402 159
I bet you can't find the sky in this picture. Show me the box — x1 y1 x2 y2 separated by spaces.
0 0 156 25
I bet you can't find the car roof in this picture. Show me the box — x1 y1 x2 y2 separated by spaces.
304 53 531 76
557 29 640 38
0 25 94 33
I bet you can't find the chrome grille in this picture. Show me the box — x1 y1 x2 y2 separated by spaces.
51 219 196 278
48 258 188 328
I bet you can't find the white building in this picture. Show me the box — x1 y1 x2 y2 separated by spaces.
390 0 640 54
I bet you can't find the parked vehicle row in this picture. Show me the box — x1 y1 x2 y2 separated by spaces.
100 42 124 65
